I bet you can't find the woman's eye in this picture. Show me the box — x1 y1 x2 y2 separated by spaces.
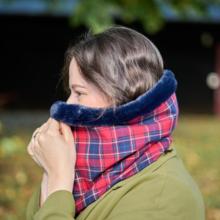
75 91 82 96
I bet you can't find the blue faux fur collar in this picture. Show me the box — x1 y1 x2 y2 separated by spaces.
50 69 177 126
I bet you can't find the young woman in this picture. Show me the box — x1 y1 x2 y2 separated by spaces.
26 26 205 220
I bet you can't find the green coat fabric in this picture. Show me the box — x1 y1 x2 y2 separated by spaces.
26 148 205 220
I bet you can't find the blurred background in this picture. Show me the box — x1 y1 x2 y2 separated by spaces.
0 0 220 219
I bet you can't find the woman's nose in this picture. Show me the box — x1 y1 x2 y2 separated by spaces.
66 94 78 104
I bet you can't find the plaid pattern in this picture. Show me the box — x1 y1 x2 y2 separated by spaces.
71 93 179 214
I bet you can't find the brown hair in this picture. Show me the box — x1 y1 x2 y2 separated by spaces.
62 25 164 108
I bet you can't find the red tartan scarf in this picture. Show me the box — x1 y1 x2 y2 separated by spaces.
50 69 179 215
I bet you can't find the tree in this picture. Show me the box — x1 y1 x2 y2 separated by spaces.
70 0 220 33
1 0 220 33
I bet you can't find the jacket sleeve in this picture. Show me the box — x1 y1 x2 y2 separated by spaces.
26 184 76 220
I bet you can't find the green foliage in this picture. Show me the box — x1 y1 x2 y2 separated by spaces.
0 136 25 157
173 115 220 217
70 0 164 34
70 0 118 34
70 0 220 34
1 0 220 33
0 123 42 220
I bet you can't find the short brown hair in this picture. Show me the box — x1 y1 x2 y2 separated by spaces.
62 25 164 108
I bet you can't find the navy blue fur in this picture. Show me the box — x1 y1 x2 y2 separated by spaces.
50 69 177 126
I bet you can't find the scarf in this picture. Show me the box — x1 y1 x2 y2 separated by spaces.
50 69 179 215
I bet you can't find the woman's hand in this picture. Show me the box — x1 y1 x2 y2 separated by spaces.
27 118 76 204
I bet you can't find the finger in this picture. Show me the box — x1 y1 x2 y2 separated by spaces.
27 139 43 167
39 120 50 134
32 122 51 150
60 122 74 142
47 118 60 134
32 127 40 139
28 130 39 155
31 154 43 167
27 141 34 156
30 137 38 156
32 139 45 168
32 118 49 138
33 120 50 144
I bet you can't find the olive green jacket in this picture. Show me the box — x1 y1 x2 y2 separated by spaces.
26 148 205 220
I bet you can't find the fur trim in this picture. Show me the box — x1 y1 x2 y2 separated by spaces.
50 69 177 126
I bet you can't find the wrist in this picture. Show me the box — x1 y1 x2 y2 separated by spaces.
47 172 74 196
40 173 48 207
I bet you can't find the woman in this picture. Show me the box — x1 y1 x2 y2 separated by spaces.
26 26 205 220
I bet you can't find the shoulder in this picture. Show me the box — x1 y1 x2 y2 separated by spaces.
106 149 205 220
154 151 205 219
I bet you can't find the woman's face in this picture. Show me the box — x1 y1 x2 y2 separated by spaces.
66 58 111 108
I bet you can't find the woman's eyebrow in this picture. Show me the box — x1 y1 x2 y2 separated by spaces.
70 84 86 89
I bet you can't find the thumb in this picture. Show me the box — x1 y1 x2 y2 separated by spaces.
48 118 60 134
60 122 74 143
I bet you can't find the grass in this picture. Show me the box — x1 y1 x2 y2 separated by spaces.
173 115 220 219
0 114 219 219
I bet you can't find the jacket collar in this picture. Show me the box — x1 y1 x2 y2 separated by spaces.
50 69 177 126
